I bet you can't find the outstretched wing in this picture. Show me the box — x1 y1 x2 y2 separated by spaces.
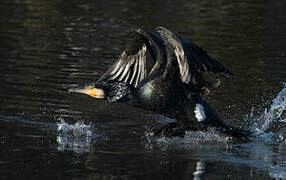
156 26 233 85
99 29 165 88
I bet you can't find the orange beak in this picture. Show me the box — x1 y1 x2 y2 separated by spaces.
69 86 105 99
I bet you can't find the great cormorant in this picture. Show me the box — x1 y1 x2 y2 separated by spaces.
69 27 251 139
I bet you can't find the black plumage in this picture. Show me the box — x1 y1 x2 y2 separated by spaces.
71 27 252 139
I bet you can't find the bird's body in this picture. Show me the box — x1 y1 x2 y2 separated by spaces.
70 27 252 139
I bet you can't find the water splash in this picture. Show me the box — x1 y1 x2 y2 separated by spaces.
57 118 92 137
250 83 286 142
56 118 95 153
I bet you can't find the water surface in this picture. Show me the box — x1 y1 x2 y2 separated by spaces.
1 0 286 179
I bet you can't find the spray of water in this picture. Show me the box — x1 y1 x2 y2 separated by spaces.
56 118 94 153
250 83 286 142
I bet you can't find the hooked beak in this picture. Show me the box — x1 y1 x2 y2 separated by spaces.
69 86 105 99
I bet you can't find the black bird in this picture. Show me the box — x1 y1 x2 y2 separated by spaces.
70 27 251 139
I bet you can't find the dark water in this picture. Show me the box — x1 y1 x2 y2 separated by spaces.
1 0 286 179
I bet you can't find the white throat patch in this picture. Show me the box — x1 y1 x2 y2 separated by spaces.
194 104 206 122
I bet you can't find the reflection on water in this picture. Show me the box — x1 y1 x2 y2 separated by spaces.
1 0 286 179
193 160 205 180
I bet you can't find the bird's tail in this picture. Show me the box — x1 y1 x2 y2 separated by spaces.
200 97 253 139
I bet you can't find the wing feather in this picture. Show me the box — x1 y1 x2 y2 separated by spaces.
99 44 148 87
99 28 167 88
156 26 233 85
